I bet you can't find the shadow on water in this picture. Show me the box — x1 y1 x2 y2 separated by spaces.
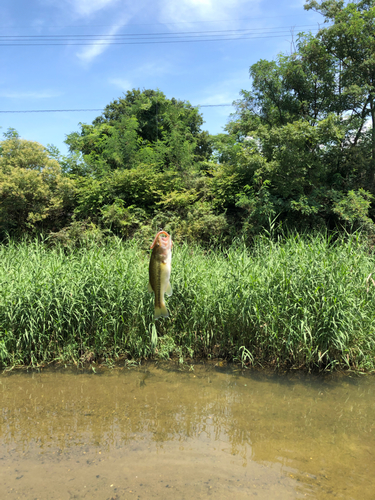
0 363 374 499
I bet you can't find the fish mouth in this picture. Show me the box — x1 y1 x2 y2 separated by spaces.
150 231 172 249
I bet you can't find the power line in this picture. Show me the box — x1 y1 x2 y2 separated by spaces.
0 104 234 113
0 25 319 46
0 25 317 38
0 33 319 46
0 15 321 29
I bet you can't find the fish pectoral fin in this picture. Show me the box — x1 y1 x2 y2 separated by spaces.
147 282 153 293
165 282 172 296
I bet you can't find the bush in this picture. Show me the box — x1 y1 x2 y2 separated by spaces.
0 134 76 236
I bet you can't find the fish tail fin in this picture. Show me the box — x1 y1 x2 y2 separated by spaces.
154 304 169 320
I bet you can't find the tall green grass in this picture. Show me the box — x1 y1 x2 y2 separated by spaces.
0 233 375 371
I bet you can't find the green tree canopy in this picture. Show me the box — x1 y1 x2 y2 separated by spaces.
65 89 212 177
305 0 375 168
0 130 76 236
220 0 375 235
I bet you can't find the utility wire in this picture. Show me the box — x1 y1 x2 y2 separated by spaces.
0 104 234 113
0 25 317 38
0 15 321 29
0 25 319 46
0 33 319 46
0 33 313 41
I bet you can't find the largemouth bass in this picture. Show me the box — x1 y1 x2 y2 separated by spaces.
148 230 173 320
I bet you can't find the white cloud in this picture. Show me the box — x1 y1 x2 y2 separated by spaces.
160 0 260 26
66 0 120 17
108 78 133 91
0 90 62 99
197 71 250 106
199 93 234 106
76 22 124 62
108 61 174 91
72 0 141 63
133 61 174 78
76 43 108 63
72 0 261 63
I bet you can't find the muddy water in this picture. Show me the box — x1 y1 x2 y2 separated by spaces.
0 364 374 500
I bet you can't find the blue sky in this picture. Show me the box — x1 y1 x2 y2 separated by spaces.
0 0 323 155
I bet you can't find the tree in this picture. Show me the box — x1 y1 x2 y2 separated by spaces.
65 89 212 176
305 0 375 177
0 131 76 236
228 36 339 137
221 1 375 234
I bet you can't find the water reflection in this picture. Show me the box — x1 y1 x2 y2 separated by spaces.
0 364 374 499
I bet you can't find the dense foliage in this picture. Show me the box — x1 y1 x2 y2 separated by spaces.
0 129 76 236
0 1 374 244
65 88 212 176
224 0 375 236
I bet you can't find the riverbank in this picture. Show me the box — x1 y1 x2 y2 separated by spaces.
0 233 374 372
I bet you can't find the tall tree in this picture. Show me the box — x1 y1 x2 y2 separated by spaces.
66 89 212 176
305 0 375 169
222 1 375 233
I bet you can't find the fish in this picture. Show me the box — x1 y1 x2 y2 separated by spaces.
148 230 173 320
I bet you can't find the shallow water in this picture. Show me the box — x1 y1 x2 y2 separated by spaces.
0 363 374 499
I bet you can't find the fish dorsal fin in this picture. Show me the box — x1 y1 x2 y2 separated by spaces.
165 282 172 297
147 282 153 293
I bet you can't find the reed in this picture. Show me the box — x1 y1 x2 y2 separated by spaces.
0 233 374 371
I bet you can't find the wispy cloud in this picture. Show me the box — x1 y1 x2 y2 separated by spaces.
76 22 125 63
0 90 62 99
133 61 174 78
108 78 133 91
199 93 235 106
62 0 128 63
66 0 120 17
71 0 142 64
71 0 261 63
199 73 250 103
108 60 175 92
160 0 260 26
